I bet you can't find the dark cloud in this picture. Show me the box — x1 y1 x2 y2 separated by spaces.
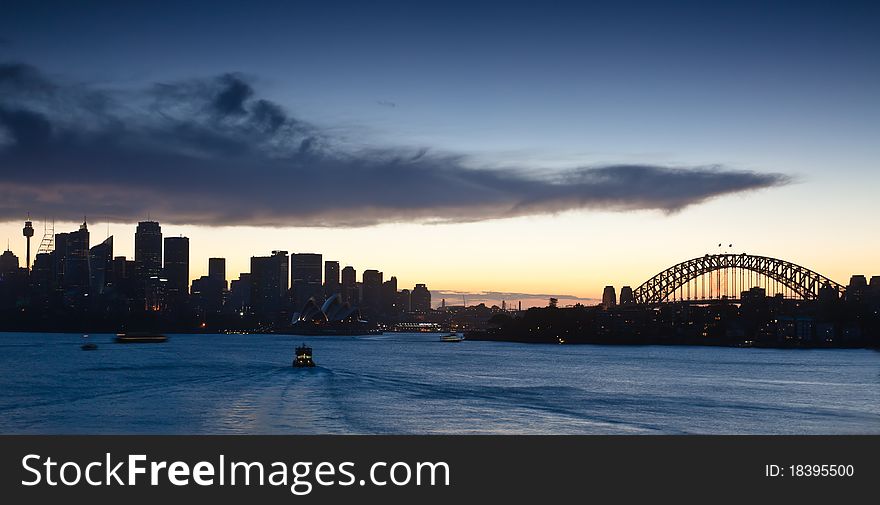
377 100 397 108
0 62 791 226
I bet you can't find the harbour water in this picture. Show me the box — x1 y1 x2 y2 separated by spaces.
0 332 878 434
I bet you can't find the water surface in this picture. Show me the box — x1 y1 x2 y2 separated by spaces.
0 332 877 434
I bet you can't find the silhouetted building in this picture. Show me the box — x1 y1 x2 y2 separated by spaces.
228 273 252 314
846 275 868 303
361 269 383 317
411 283 431 312
89 236 113 295
30 252 53 306
208 257 227 289
134 221 162 309
250 251 288 323
292 253 322 310
111 256 135 287
324 260 340 297
0 249 25 311
191 275 224 318
602 286 617 308
818 282 839 305
0 249 19 274
56 221 90 294
397 288 411 312
163 236 189 309
106 255 136 306
381 276 398 316
134 221 162 279
619 285 634 305
145 275 168 311
341 265 357 304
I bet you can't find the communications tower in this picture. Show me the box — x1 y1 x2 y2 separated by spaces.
22 214 34 272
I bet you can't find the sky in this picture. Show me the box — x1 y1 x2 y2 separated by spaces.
0 0 878 306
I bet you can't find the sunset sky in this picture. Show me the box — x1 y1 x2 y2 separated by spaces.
1 1 878 306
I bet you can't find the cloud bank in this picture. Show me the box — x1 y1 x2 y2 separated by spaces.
0 62 790 226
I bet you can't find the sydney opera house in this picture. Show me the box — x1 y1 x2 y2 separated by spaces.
289 294 373 335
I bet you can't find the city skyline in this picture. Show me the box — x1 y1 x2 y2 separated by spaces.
0 216 600 308
1 1 878 301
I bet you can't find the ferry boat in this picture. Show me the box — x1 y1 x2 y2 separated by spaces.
115 332 168 344
440 332 464 342
81 334 98 351
293 344 316 367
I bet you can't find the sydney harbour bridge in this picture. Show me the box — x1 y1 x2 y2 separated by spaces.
629 254 844 306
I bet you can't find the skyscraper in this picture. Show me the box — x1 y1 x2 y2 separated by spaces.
0 249 18 274
324 260 340 297
250 251 288 322
228 273 252 314
208 257 227 289
89 236 113 295
410 283 431 312
163 236 189 308
192 257 227 318
381 276 398 316
397 288 411 313
134 221 162 308
341 265 357 305
291 253 322 310
361 269 383 317
55 221 90 293
134 221 162 279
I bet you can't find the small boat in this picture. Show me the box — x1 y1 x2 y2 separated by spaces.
81 334 98 351
440 332 464 342
293 344 315 368
115 332 168 344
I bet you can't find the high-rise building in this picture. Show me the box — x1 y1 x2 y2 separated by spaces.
0 249 24 309
30 252 53 305
250 251 288 322
89 236 113 295
228 273 252 314
145 275 168 311
208 257 227 289
291 253 322 310
134 221 162 308
55 221 90 293
397 288 411 312
163 236 189 308
411 283 431 312
134 221 162 279
192 257 228 318
324 260 340 297
274 250 290 297
0 249 19 274
110 255 136 301
111 256 134 283
361 269 383 317
341 265 357 304
619 286 634 305
602 286 617 308
381 276 398 316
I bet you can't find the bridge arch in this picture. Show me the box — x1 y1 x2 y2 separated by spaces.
631 254 843 305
